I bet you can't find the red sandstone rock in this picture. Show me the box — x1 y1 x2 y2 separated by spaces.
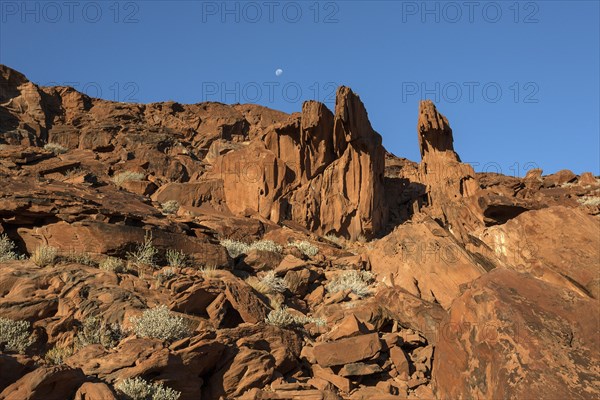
1 64 599 400
313 333 382 367
0 366 85 400
433 269 600 399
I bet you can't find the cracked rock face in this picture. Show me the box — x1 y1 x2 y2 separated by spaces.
0 64 599 400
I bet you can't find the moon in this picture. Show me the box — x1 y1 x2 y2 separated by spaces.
275 68 283 77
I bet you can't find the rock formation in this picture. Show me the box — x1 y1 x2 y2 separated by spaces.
0 64 599 400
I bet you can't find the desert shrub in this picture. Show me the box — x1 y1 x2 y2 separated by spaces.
130 305 192 342
115 377 181 400
198 265 219 277
44 142 67 155
63 250 97 266
247 271 288 295
62 167 85 178
324 233 345 246
165 249 187 268
265 306 325 328
45 345 73 365
355 234 368 243
0 234 19 262
0 317 33 353
578 196 600 206
112 171 145 187
161 200 180 215
31 245 58 267
156 268 176 284
250 240 283 253
220 239 249 258
326 270 375 298
76 316 123 349
288 241 319 257
220 239 282 258
100 256 127 273
127 233 158 269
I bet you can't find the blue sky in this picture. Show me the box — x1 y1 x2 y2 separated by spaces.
1 0 598 175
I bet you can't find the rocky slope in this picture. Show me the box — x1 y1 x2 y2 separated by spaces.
0 64 598 400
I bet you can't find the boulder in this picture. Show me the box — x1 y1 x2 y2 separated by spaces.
0 366 85 400
73 382 118 400
433 269 600 400
368 217 486 309
313 333 382 367
480 206 600 298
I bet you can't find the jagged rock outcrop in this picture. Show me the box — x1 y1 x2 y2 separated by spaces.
415 101 481 238
285 87 386 239
209 86 386 239
1 65 386 240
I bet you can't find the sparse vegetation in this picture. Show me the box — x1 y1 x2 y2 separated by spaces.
220 239 283 258
288 240 319 257
63 167 85 179
100 256 127 273
45 345 73 365
115 377 181 400
324 233 345 246
220 239 249 258
127 233 158 269
112 170 145 187
198 265 219 277
0 317 33 353
577 196 600 206
161 200 180 215
247 271 288 295
31 245 58 267
44 142 67 155
165 249 188 268
76 316 123 349
355 234 368 243
326 270 375 298
0 234 19 262
63 250 97 266
251 240 283 253
265 306 326 328
130 305 192 342
157 268 176 284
